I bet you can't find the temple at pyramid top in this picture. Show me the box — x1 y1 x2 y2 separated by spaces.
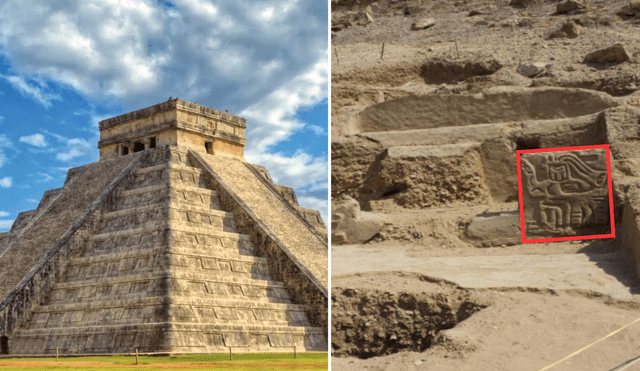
98 98 247 160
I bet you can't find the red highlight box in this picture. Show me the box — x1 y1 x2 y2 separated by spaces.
516 144 615 244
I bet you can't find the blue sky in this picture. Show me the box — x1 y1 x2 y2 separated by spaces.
0 0 328 232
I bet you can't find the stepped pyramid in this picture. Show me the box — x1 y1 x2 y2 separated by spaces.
0 98 328 355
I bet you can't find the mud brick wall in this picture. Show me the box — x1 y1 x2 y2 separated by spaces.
189 150 328 336
0 154 141 336
366 144 491 209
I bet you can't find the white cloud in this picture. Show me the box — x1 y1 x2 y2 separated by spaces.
0 211 9 217
43 130 69 143
241 55 328 216
0 134 13 169
0 74 62 108
26 199 38 203
56 138 93 162
0 177 12 188
0 220 15 230
20 133 47 147
0 0 327 114
242 54 328 153
246 150 327 190
0 0 328 215
36 172 54 182
298 178 328 193
308 125 325 135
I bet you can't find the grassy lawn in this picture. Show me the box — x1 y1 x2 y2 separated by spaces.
0 353 328 370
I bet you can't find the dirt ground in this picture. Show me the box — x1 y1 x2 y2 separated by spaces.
332 272 640 371
331 0 640 369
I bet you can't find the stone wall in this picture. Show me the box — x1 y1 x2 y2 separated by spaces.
98 99 247 161
0 154 141 339
189 150 328 336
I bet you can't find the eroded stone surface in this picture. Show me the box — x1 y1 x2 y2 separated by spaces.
520 148 611 239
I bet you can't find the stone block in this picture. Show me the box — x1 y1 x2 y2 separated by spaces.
520 148 611 240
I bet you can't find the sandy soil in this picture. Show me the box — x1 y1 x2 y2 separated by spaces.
333 273 640 371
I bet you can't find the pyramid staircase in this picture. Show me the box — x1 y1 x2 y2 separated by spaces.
7 147 327 354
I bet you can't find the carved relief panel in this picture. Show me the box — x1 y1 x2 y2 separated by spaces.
518 146 613 241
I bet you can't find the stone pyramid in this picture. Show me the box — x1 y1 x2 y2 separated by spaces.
0 98 328 355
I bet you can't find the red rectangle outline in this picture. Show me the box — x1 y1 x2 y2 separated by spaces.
516 144 615 244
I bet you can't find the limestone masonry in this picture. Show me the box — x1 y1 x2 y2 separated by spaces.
0 98 328 355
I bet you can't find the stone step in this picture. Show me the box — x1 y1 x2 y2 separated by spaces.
88 224 250 244
28 317 307 330
72 246 269 265
196 153 329 287
102 203 234 220
50 273 292 304
134 162 205 176
98 207 238 234
116 184 222 211
81 240 258 261
65 255 272 283
83 238 256 259
54 269 286 288
33 296 306 313
11 323 328 354
64 265 271 284
130 162 208 189
47 287 293 306
28 297 311 330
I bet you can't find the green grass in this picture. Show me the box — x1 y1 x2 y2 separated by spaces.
0 353 328 371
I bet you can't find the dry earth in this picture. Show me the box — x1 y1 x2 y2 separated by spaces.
331 0 640 369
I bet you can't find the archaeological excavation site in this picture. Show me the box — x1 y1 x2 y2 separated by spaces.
331 0 640 369
0 99 328 355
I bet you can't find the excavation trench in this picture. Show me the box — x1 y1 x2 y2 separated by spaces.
332 87 622 209
331 274 490 359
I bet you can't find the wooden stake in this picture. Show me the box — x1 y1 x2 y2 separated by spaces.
56 347 58 361
380 42 385 60
136 349 138 365
455 39 460 59
334 47 339 65
229 347 232 361
294 346 297 359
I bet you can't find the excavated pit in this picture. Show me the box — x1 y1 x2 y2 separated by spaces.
353 87 617 134
331 273 491 359
332 58 503 88
332 87 619 209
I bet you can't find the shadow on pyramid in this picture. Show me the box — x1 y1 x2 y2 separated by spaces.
0 99 328 355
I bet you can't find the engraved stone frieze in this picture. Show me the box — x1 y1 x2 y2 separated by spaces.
519 148 611 240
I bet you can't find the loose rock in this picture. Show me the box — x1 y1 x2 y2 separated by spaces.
618 0 640 16
355 7 374 25
584 43 631 64
556 0 586 14
548 21 581 39
411 18 436 30
509 0 537 7
331 195 384 245
516 62 547 77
